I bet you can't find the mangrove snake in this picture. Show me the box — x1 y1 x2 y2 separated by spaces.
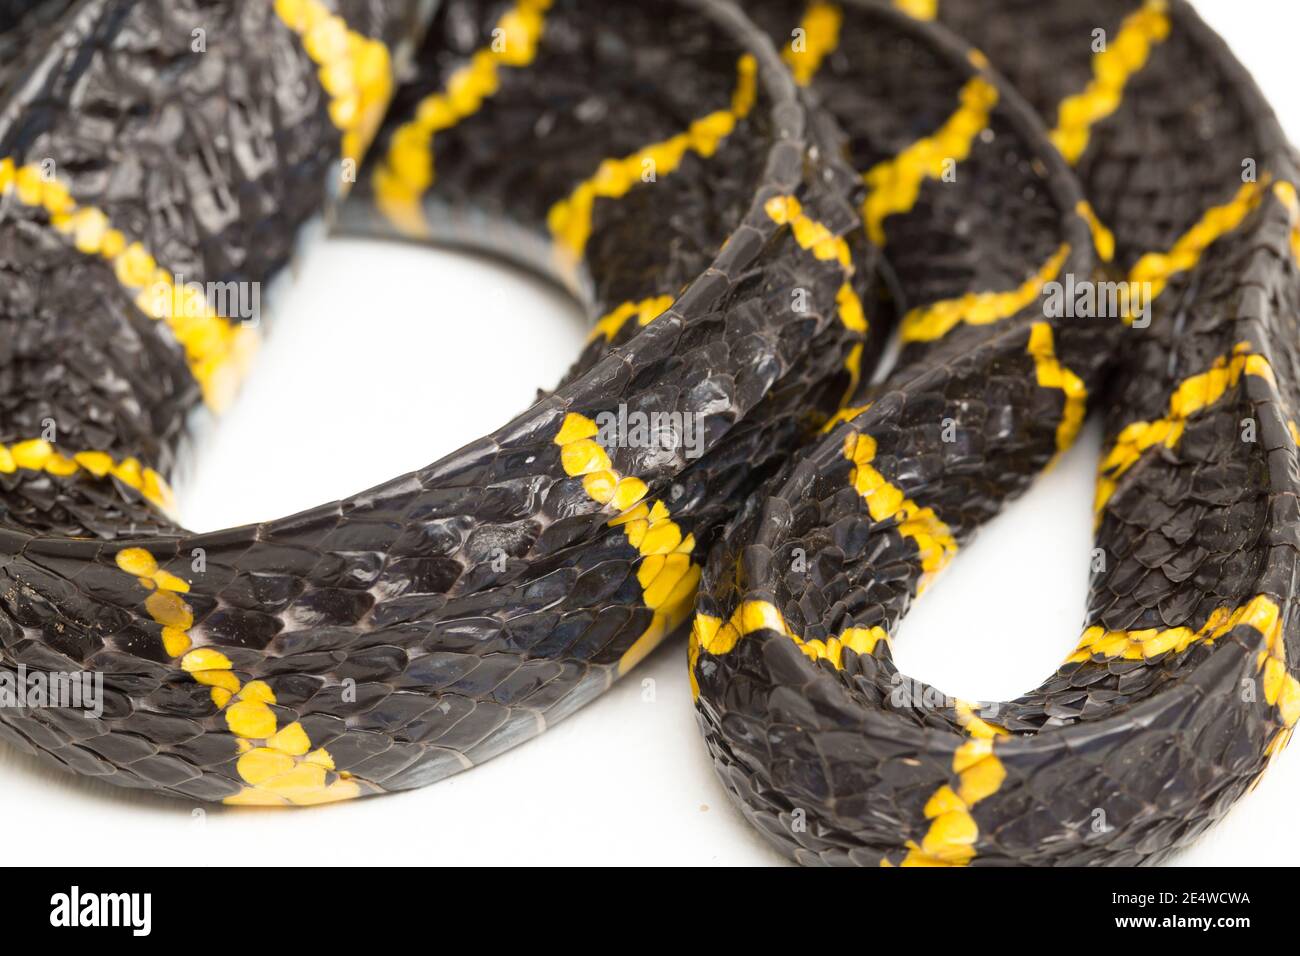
0 0 1296 866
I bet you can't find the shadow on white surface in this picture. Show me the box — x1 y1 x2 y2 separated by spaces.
176 237 585 531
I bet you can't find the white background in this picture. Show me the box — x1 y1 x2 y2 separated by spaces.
4 0 1297 866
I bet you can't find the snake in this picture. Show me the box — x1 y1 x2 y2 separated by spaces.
0 0 1295 866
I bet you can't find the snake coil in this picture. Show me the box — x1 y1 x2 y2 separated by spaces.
0 0 1296 866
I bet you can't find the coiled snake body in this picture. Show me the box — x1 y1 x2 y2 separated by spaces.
0 0 1296 865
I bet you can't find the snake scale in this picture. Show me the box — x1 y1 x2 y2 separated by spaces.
0 0 1296 866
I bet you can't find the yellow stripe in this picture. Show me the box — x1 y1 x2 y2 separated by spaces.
860 76 998 246
0 159 257 412
372 0 550 237
1123 179 1268 321
115 548 194 659
587 295 674 344
1077 200 1116 262
1275 181 1300 269
953 697 1009 739
691 601 888 663
844 431 957 592
1050 0 1171 164
765 195 854 271
892 0 937 19
1077 179 1272 331
548 54 758 269
764 194 868 399
900 595 1293 865
821 402 870 434
0 439 175 516
899 749 1005 865
900 243 1070 342
899 700 1006 867
689 600 888 698
1067 594 1298 756
113 548 360 805
1095 343 1272 514
1068 594 1279 663
1026 322 1087 453
1257 610 1300 756
274 0 393 172
553 413 701 675
784 2 843 85
843 342 864 405
764 195 866 330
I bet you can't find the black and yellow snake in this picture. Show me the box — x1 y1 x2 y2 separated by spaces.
0 0 1296 866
